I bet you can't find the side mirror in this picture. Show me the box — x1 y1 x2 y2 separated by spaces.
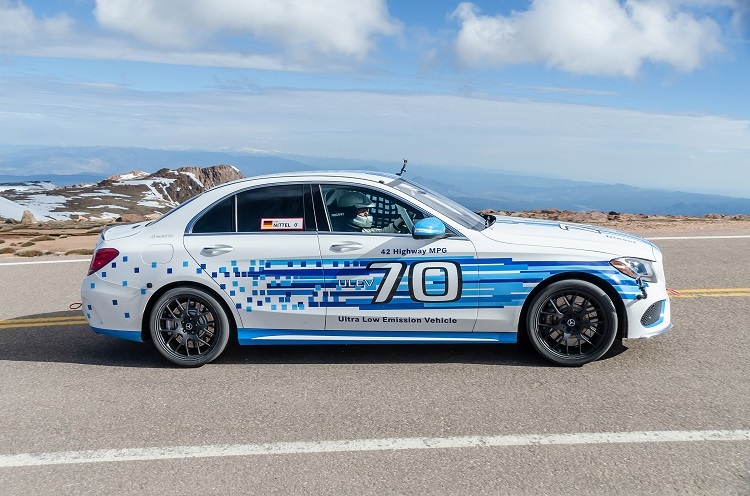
413 217 446 239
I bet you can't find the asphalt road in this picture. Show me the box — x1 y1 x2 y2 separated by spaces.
0 235 749 494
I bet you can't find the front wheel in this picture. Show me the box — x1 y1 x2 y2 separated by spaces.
149 287 230 367
526 280 618 366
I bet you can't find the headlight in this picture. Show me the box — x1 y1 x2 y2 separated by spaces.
610 257 657 282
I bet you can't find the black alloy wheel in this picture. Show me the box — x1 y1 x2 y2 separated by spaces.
527 280 618 366
150 287 230 367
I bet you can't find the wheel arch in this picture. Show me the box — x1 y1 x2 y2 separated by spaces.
517 271 628 340
140 281 239 342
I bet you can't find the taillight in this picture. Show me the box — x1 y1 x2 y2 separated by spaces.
88 248 120 276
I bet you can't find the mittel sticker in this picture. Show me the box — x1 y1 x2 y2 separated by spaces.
260 218 304 230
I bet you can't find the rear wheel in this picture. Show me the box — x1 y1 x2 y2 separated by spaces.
526 280 618 366
149 287 230 367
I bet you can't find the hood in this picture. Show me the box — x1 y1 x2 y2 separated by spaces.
482 216 658 260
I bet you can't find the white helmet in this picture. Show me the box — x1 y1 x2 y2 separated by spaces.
336 192 375 229
336 192 375 210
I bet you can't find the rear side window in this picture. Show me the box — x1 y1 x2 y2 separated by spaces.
192 196 235 233
237 184 315 233
191 184 317 233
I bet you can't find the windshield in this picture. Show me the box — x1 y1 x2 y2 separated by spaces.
391 178 486 231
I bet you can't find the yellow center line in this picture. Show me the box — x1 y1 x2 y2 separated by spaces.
676 288 750 293
671 288 750 298
0 316 88 329
672 293 750 298
0 316 87 324
0 320 88 329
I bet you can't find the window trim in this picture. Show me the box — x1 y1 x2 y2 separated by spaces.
310 183 330 232
183 179 467 238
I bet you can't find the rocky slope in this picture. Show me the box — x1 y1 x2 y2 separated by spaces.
0 165 243 222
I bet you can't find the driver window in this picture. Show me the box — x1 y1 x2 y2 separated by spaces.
320 185 424 234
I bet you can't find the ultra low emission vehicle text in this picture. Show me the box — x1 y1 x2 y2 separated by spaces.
81 171 672 367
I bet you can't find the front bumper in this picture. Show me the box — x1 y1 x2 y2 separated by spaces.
623 288 672 339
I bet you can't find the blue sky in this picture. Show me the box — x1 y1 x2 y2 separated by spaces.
0 0 749 197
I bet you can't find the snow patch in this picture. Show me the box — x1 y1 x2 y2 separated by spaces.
138 201 165 207
90 212 123 220
0 196 31 221
111 171 149 181
90 205 128 210
112 178 179 207
178 171 204 188
119 179 177 187
77 190 129 198
7 194 69 221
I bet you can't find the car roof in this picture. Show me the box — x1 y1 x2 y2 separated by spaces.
222 170 402 188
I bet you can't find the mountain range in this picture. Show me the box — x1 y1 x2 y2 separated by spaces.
0 165 243 222
1 145 749 217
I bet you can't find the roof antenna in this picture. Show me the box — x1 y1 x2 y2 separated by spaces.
397 158 407 177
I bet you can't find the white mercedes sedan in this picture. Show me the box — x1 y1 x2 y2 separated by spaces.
81 171 672 367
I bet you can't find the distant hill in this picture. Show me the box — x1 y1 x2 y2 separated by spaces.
0 146 749 216
0 180 58 192
0 146 309 179
0 165 242 222
0 174 102 188
407 173 750 216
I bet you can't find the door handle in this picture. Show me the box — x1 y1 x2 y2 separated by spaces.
201 244 234 255
330 242 363 252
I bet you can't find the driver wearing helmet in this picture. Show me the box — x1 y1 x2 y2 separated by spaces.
334 192 404 233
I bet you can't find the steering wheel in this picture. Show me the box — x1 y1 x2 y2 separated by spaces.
395 205 414 233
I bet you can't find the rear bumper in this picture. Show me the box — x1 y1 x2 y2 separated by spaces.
91 326 143 342
81 274 147 341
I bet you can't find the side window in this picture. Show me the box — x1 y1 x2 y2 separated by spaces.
192 195 235 234
237 184 315 233
320 184 425 234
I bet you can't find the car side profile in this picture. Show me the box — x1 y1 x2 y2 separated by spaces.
81 171 672 367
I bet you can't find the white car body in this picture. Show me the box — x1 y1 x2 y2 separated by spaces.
81 171 671 366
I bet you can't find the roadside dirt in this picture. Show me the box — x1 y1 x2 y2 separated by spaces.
0 222 103 257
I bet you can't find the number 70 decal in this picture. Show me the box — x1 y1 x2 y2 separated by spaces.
366 261 463 304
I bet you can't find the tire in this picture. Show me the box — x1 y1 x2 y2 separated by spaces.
149 287 230 367
526 280 618 366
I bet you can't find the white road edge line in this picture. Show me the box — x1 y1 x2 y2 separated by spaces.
646 235 750 240
0 259 90 267
1 429 748 468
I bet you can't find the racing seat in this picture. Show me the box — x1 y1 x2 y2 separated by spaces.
327 204 351 232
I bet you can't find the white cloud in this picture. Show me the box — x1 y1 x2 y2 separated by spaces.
452 0 725 76
0 0 72 50
93 0 401 58
0 0 400 69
